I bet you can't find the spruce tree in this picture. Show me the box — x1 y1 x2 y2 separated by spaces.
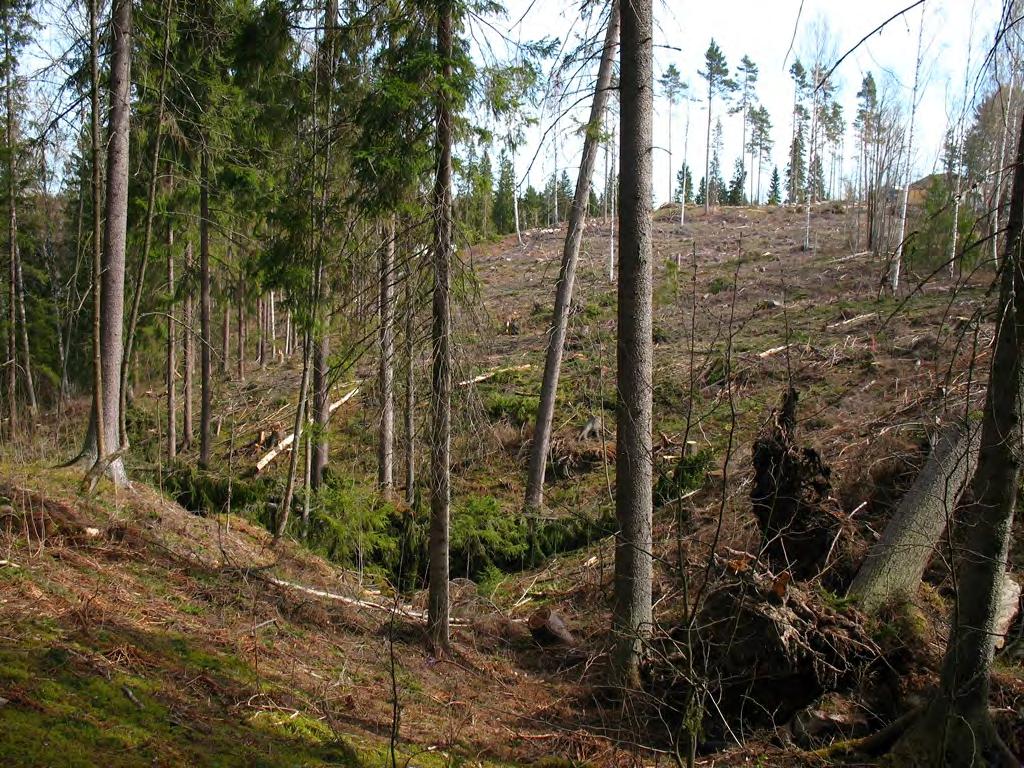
767 166 782 205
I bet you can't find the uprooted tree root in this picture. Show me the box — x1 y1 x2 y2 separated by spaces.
751 387 859 586
645 555 881 744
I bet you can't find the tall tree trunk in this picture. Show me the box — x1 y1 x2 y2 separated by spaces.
182 241 194 450
610 0 653 691
378 218 396 494
269 289 276 360
404 265 416 508
512 145 523 246
990 79 1016 266
704 79 712 214
13 251 35 423
428 0 454 655
310 334 329 491
890 7 924 293
236 281 245 381
3 3 27 434
120 0 171 448
93 0 132 485
848 422 980 612
892 107 1024 768
166 221 177 461
524 0 620 512
220 288 229 375
199 149 212 469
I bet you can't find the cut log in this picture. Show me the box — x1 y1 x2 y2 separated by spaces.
847 421 980 612
527 606 575 646
255 385 359 472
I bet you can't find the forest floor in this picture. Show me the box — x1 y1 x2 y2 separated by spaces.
2 202 1023 766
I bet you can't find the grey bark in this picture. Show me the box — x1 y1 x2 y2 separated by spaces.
404 266 415 508
166 221 176 461
524 0 619 513
120 0 171 447
610 0 654 691
310 334 329 491
277 329 312 540
236 281 244 381
182 241 194 450
848 421 980 612
3 3 24 433
199 149 212 470
378 218 396 494
890 8 924 293
428 0 454 655
93 0 132 486
14 247 35 422
893 107 1024 768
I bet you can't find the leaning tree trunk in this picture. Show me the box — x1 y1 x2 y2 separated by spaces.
277 330 313 540
199 148 212 470
378 217 396 495
610 0 654 692
848 421 980 612
428 0 455 656
93 0 132 486
891 105 1024 768
524 0 619 513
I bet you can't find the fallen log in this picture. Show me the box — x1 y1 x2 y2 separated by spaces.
255 385 359 472
847 420 980 612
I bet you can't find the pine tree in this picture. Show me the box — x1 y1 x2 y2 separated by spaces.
699 39 736 213
767 166 782 205
731 54 758 204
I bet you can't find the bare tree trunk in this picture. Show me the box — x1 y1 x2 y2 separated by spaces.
220 289 229 375
3 6 21 434
610 0 653 691
258 295 266 368
269 289 276 359
990 79 1016 266
120 0 171 447
892 107 1024 768
14 244 35 423
310 334 329 491
93 0 132 486
525 1 619 512
199 149 212 470
378 218 396 494
848 422 980 612
404 266 416 507
890 7 924 293
182 241 194 451
428 0 454 655
512 145 523 246
237 281 245 381
166 221 177 461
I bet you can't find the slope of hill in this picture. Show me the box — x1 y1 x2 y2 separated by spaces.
3 204 1023 766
